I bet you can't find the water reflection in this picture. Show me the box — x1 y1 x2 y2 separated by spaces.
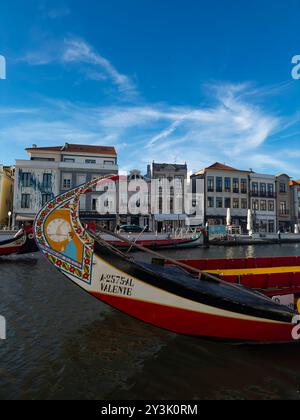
1 245 300 399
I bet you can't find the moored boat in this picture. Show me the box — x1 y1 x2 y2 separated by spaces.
170 256 300 300
99 230 203 250
0 225 38 256
34 175 299 344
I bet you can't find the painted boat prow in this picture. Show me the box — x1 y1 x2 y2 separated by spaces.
34 176 298 344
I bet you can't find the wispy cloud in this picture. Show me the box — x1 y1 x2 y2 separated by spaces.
47 7 71 19
7 34 300 177
20 37 138 98
38 2 71 20
1 82 299 176
62 38 136 96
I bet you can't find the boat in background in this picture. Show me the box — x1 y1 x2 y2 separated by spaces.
98 229 203 250
0 225 38 256
33 175 299 344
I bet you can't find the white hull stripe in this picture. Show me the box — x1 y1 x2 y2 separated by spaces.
65 254 288 326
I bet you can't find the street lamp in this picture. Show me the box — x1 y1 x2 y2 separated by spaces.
8 211 12 231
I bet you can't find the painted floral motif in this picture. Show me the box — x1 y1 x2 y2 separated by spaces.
34 175 115 285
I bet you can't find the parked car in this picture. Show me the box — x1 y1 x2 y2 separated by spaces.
119 225 145 233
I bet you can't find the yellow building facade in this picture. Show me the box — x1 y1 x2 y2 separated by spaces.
0 166 14 228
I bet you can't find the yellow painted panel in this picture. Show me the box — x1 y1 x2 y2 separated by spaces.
206 266 300 276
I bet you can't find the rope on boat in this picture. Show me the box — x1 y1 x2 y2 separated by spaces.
91 230 289 307
93 229 246 287
125 225 148 255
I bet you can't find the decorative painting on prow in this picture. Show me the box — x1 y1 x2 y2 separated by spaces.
34 181 98 285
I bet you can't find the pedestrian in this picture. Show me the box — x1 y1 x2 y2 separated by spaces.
277 229 281 242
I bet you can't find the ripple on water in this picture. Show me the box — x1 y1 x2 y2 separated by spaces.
1 246 300 399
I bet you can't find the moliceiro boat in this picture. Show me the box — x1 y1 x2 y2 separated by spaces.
0 225 38 256
34 175 299 344
171 257 300 303
100 230 203 251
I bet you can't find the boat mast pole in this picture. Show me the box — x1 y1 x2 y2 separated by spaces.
96 229 227 284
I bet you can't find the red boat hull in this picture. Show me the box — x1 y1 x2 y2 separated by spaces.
93 292 295 343
34 175 298 345
0 246 21 256
107 237 201 250
0 227 38 256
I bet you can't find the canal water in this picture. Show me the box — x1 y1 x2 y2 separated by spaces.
1 244 300 400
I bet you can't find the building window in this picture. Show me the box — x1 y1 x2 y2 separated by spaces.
21 194 30 209
233 178 239 194
280 201 287 215
42 194 52 206
260 200 267 211
260 183 266 197
216 177 223 193
216 197 223 208
104 160 114 165
64 158 75 163
225 198 231 209
62 175 72 190
207 177 214 192
268 220 275 233
241 198 248 209
92 198 97 211
86 160 96 164
268 184 274 197
268 200 275 212
233 198 239 209
252 182 258 196
31 157 55 162
224 178 231 193
63 179 71 189
241 179 247 194
259 220 268 233
43 173 52 188
280 183 287 194
22 173 31 187
207 197 214 208
252 199 259 211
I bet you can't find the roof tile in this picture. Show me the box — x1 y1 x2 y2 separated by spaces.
26 144 117 156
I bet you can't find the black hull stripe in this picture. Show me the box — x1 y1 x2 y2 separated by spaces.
94 241 295 324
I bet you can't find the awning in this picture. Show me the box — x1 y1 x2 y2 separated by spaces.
16 215 35 222
154 214 187 221
80 212 117 221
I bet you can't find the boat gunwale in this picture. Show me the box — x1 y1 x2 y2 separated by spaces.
92 235 296 324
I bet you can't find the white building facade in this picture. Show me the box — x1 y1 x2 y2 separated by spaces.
148 162 188 232
290 180 300 228
192 163 250 232
13 144 118 228
249 172 276 234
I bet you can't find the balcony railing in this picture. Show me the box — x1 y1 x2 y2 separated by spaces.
279 210 290 216
59 162 118 171
250 191 276 198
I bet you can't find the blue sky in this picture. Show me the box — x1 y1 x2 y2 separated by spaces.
1 0 300 176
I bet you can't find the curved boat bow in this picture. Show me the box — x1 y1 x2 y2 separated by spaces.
34 176 298 343
0 225 38 256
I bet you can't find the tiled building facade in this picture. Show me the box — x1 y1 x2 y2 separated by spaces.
0 165 14 228
13 143 118 228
